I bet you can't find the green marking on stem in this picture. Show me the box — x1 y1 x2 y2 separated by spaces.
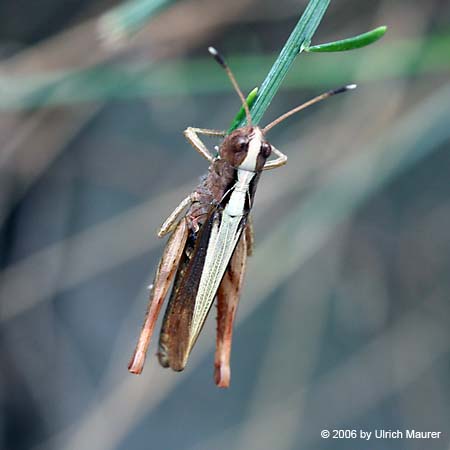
306 26 387 52
227 88 259 133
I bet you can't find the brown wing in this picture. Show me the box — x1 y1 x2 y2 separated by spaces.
128 217 188 374
158 210 220 371
214 229 248 388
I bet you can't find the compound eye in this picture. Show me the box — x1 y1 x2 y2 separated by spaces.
261 142 271 158
236 137 249 152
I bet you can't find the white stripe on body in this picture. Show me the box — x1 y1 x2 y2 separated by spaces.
238 128 263 172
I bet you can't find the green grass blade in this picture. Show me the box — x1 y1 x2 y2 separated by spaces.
230 0 331 130
306 26 387 52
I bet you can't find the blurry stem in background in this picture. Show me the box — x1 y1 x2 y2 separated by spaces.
97 0 178 47
96 0 385 53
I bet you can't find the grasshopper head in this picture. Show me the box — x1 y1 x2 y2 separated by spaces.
219 126 271 172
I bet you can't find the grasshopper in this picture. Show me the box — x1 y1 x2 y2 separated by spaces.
128 47 355 387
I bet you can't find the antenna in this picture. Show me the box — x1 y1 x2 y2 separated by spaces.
208 46 252 126
262 84 357 133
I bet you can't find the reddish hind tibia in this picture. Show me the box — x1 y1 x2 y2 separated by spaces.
215 358 231 388
214 232 248 387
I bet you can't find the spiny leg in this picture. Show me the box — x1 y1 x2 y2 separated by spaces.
184 127 226 162
263 145 288 170
245 216 254 256
214 231 248 388
128 218 189 374
158 194 193 237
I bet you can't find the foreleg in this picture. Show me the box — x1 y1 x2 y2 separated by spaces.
183 127 226 162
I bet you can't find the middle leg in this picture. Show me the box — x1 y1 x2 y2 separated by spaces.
158 194 194 237
263 145 288 170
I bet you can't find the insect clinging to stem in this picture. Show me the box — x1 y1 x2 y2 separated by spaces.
128 46 356 387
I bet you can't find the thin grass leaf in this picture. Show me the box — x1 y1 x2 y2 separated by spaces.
231 0 331 130
306 26 387 52
227 88 258 133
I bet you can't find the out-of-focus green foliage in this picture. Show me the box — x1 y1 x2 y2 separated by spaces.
2 32 450 110
98 0 178 45
1 0 387 125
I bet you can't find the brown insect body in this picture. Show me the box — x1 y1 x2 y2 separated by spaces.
158 127 265 374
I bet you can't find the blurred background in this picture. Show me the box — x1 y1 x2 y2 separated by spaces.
0 0 449 449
